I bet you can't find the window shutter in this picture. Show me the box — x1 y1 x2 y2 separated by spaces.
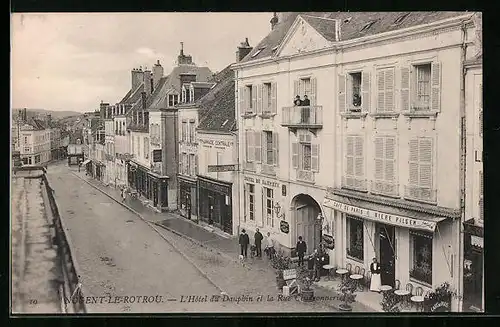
409 138 419 185
374 137 384 180
271 82 277 114
273 132 279 166
385 137 396 182
346 74 353 110
362 71 371 113
419 138 433 188
261 131 266 164
247 130 255 162
294 80 300 98
431 62 441 112
257 84 263 114
251 85 257 113
385 68 395 112
254 130 261 163
311 144 319 172
346 136 354 175
354 136 364 177
400 67 410 112
292 142 299 168
377 70 385 112
338 74 346 113
310 77 317 105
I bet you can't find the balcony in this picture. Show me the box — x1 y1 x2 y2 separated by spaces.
296 170 315 183
282 106 323 135
404 185 437 204
370 180 399 198
342 176 367 192
261 164 276 176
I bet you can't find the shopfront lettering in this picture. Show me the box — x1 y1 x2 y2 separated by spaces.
323 198 437 232
244 176 280 189
198 138 233 148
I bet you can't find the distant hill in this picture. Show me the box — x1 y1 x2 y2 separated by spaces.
12 108 83 120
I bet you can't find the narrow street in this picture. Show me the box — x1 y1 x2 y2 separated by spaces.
46 162 344 313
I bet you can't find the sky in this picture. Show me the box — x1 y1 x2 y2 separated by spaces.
11 13 272 113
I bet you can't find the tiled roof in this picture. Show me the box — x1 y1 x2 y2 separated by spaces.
191 82 215 89
118 89 133 104
242 12 472 63
164 65 213 93
146 76 169 108
29 118 47 130
122 83 144 105
197 65 236 133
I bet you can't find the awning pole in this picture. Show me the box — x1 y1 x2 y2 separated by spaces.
436 224 453 277
364 222 377 256
383 224 397 259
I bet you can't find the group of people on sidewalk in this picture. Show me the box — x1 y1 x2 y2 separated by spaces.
238 228 276 260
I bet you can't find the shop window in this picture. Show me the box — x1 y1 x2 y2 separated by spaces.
264 187 274 227
347 216 364 261
409 230 433 285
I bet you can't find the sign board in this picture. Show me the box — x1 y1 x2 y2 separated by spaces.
207 164 238 172
153 149 162 163
280 221 289 234
323 198 438 232
283 269 297 281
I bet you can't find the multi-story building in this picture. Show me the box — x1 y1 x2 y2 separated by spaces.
234 12 479 311
462 52 483 311
15 109 51 165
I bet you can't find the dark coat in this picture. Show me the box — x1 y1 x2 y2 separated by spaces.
254 231 263 245
239 233 250 246
296 241 307 255
294 99 302 106
370 262 381 274
302 98 311 106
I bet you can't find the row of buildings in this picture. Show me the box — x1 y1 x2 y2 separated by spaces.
12 108 70 165
82 12 483 312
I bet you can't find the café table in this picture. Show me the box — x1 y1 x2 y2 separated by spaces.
336 269 349 281
379 285 393 292
323 265 335 281
394 289 411 308
410 294 425 312
349 274 364 291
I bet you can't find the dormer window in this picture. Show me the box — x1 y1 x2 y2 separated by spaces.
393 13 410 25
189 86 194 103
360 20 377 32
181 86 187 103
251 47 266 58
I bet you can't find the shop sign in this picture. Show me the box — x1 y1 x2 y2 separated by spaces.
280 220 289 234
283 269 297 280
198 138 234 148
471 235 483 248
153 149 162 162
322 234 334 250
199 179 230 195
244 176 280 188
324 198 437 232
208 164 238 172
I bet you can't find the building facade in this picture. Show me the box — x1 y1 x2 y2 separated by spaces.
15 109 52 166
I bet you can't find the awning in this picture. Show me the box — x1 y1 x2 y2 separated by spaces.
81 159 92 166
324 195 448 232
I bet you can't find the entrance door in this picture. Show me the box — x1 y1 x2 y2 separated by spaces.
464 248 483 311
295 205 320 256
185 192 191 220
378 224 396 287
208 196 214 225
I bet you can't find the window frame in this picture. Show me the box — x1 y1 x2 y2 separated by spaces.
264 186 274 228
265 131 273 165
413 63 432 111
248 183 255 221
409 230 433 286
347 215 364 262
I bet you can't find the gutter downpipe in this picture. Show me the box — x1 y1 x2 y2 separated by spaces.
235 69 241 236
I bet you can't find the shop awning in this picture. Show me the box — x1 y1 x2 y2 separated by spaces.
81 159 92 166
324 195 448 232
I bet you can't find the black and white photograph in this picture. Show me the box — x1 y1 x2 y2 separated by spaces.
10 11 483 314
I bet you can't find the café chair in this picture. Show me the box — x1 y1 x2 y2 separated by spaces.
354 266 361 275
411 287 425 312
394 279 401 291
360 268 366 289
346 263 352 275
365 271 372 288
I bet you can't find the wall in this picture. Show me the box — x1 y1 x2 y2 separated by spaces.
178 106 199 178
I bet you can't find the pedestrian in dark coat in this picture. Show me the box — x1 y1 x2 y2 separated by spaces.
302 95 311 106
296 236 307 267
313 248 323 281
254 228 263 258
239 229 250 258
294 95 302 106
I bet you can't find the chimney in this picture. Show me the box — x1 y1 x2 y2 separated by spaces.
47 114 52 126
270 12 278 30
236 37 253 62
99 101 109 120
143 68 152 95
153 60 164 87
131 67 144 90
23 108 27 122
177 42 193 65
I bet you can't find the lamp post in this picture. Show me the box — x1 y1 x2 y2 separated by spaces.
316 213 324 251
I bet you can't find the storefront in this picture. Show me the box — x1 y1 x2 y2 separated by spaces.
178 176 197 221
198 176 232 234
127 160 169 211
324 192 459 293
462 219 483 312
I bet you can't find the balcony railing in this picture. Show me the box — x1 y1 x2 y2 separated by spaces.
370 180 399 197
296 170 315 183
243 161 255 172
342 176 367 192
404 185 437 204
261 164 276 176
282 106 323 128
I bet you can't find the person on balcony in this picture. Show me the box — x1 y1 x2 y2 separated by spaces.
302 95 310 106
300 95 311 123
294 95 302 106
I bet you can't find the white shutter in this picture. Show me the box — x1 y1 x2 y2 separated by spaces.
311 144 319 172
409 138 419 185
385 68 395 112
310 77 317 105
254 130 261 163
431 62 441 112
273 132 279 166
271 82 277 114
294 80 300 99
292 142 299 168
239 87 246 113
419 138 433 188
346 136 354 175
261 131 266 164
338 74 346 113
377 70 385 112
354 136 364 177
374 137 384 180
257 84 263 114
400 67 411 112
362 71 371 113
385 137 396 182
247 130 255 162
251 85 257 113
346 74 353 110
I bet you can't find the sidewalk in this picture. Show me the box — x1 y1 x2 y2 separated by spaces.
72 169 379 312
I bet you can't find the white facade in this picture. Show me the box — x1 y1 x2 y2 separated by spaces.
18 124 51 165
114 115 128 188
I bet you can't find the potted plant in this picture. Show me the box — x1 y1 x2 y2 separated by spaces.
423 282 452 312
271 251 291 290
296 265 314 302
337 277 358 311
380 290 402 312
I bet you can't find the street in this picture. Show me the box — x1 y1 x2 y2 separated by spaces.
46 162 342 313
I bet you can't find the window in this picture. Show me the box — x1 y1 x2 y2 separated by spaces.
292 133 319 172
189 154 195 176
189 86 194 103
302 144 312 171
24 147 30 153
144 138 149 159
376 67 395 112
265 131 273 165
347 216 364 261
349 72 362 110
373 136 397 195
189 120 195 143
410 230 433 285
247 184 255 221
301 78 311 98
181 87 187 103
28 157 32 165
407 137 434 201
344 135 365 189
186 153 191 175
264 83 272 112
182 121 187 142
35 155 40 164
264 187 274 227
168 94 179 107
24 136 28 144
414 64 431 110
246 85 253 110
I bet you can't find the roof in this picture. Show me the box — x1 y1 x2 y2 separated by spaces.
191 82 216 89
28 118 47 130
120 83 144 105
242 12 472 63
164 65 213 93
197 65 236 133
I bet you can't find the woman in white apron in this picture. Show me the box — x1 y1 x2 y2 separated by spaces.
370 257 382 292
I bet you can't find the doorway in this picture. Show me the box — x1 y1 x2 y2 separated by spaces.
292 194 321 256
377 224 396 287
185 192 191 220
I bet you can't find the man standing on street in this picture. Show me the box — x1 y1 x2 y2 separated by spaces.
254 228 263 258
296 236 307 267
239 229 250 259
265 232 275 259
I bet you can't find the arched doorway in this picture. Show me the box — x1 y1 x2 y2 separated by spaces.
291 194 322 256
